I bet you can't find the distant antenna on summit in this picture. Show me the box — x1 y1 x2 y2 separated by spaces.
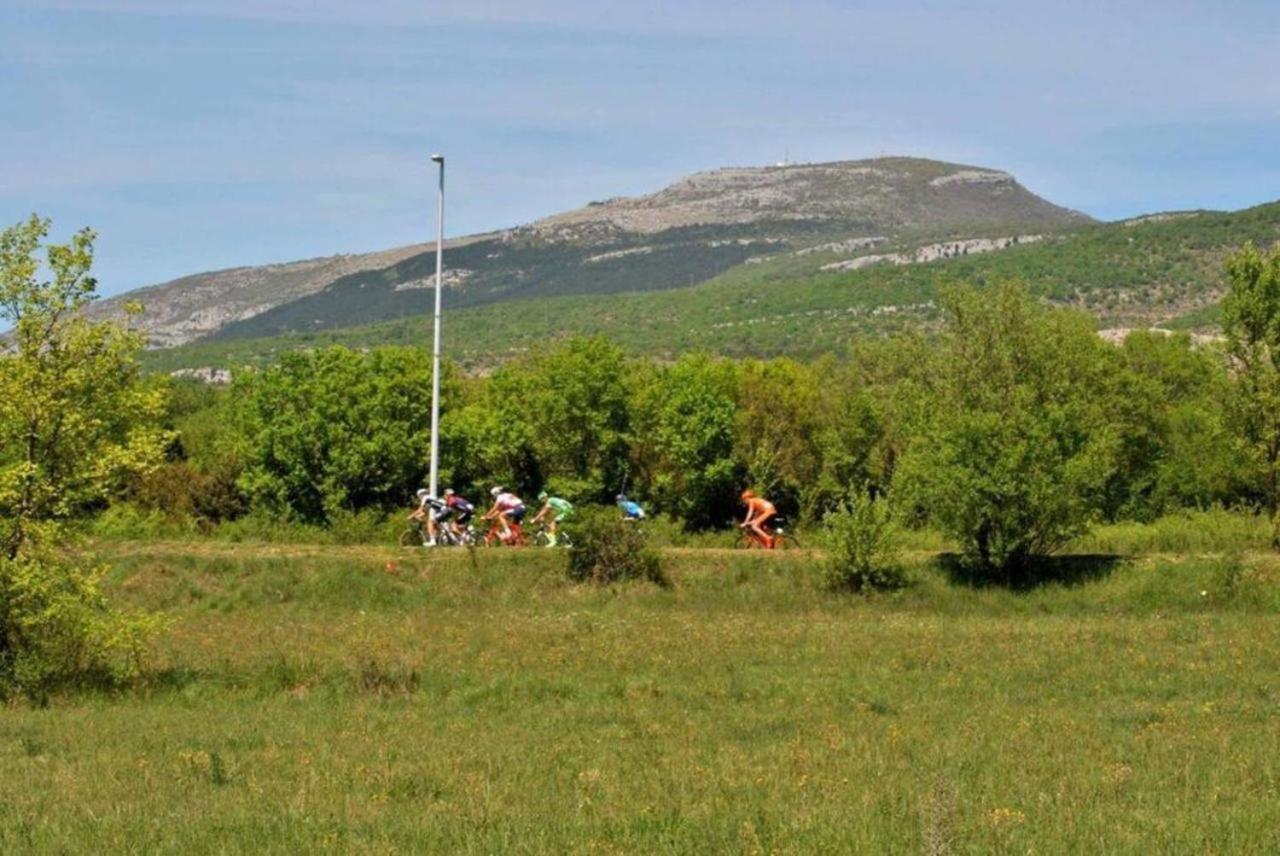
775 149 791 168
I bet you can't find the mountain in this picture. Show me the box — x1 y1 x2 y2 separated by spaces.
94 157 1091 347
144 199 1280 375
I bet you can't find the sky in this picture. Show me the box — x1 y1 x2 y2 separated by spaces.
2 0 1278 297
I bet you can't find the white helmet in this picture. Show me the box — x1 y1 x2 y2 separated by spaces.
416 489 429 499
490 486 504 497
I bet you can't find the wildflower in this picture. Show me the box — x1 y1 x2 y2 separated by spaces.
987 807 1026 829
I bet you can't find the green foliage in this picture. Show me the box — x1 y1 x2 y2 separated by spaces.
1221 243 1280 533
0 215 165 696
232 347 447 523
734 357 824 514
0 553 162 701
487 337 631 501
630 354 740 529
897 283 1118 577
1102 332 1247 518
565 507 666 586
0 215 170 556
821 489 903 591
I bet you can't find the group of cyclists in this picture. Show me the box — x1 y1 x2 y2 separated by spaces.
408 486 649 548
407 484 780 549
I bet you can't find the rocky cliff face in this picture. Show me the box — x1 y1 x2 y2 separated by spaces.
532 158 1087 237
93 157 1092 348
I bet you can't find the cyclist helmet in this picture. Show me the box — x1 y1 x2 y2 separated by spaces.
443 488 454 497
490 486 504 497
416 488 429 499
615 493 626 502
741 489 756 501
538 491 549 502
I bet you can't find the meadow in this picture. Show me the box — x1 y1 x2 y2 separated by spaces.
2 534 1278 853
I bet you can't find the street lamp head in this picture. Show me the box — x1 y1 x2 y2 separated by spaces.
430 153 444 164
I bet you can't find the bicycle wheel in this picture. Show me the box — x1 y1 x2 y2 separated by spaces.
775 530 800 550
398 528 423 548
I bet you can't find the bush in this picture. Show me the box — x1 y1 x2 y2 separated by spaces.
0 553 163 702
821 491 903 591
90 504 201 540
565 508 667 586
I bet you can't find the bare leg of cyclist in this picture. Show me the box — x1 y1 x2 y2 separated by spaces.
751 522 774 550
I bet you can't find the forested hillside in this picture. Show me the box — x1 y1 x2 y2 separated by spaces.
147 201 1280 373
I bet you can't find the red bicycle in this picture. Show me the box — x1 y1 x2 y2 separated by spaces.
483 518 528 547
734 517 799 550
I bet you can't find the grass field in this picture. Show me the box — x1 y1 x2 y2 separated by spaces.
2 540 1279 853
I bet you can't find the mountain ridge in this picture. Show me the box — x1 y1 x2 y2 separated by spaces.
91 156 1092 347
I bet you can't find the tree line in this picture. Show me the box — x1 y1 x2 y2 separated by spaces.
145 247 1280 575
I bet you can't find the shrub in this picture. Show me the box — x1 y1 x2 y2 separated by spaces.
565 508 667 586
90 504 200 540
821 491 903 591
0 553 164 702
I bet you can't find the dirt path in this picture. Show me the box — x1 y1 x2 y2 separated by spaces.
96 539 824 562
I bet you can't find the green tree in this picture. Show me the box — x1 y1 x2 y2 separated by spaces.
0 215 166 698
734 357 824 515
630 354 740 529
490 338 631 500
0 215 168 555
232 346 447 522
896 283 1117 578
1221 243 1280 543
1103 331 1245 519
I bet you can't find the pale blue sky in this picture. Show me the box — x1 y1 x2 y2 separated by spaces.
2 0 1278 296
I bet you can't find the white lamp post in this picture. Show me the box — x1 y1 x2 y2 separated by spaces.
428 153 445 498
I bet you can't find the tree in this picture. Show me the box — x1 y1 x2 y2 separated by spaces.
896 283 1117 579
1221 243 1280 543
0 215 167 698
489 338 631 500
629 354 740 529
0 215 168 555
1101 331 1245 520
733 357 824 516
232 347 446 523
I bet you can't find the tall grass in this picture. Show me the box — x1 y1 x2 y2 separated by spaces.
1072 508 1271 554
4 542 1278 852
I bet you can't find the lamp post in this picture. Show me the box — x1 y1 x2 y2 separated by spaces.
428 153 445 498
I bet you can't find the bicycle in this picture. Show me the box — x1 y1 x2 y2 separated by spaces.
483 518 528 547
398 517 479 548
532 524 574 549
398 518 430 548
437 520 480 547
734 517 800 550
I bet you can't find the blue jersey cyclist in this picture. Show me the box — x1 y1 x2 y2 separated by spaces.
616 493 646 521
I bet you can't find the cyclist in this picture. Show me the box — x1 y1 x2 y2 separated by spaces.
408 488 447 547
616 493 646 521
440 488 475 541
483 486 527 544
530 491 574 546
739 489 777 549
